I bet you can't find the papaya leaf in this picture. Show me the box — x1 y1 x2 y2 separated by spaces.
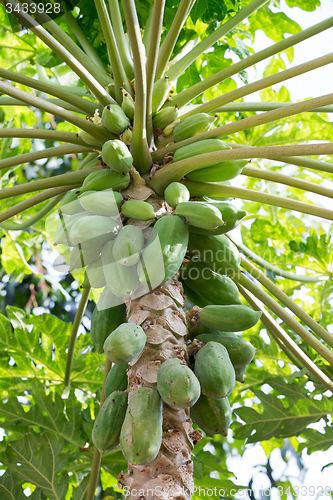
72 476 91 500
0 470 40 500
299 426 333 454
3 432 69 500
0 308 104 390
232 377 333 443
0 379 86 447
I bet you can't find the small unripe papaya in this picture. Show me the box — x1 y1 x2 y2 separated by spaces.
70 245 101 271
101 139 133 173
121 200 155 221
182 260 241 306
120 387 162 465
164 182 190 207
80 169 130 193
104 363 128 398
194 341 235 399
188 232 241 276
121 90 135 120
120 128 132 145
60 190 85 216
70 215 119 248
81 256 106 288
92 391 127 453
199 305 262 332
79 130 102 147
102 104 130 134
54 212 88 247
157 358 200 408
103 322 146 364
112 225 144 266
196 334 256 371
173 138 230 163
175 201 223 230
186 159 248 182
153 106 178 130
173 113 217 142
136 215 188 290
101 240 140 298
79 189 122 216
189 202 247 235
152 76 173 115
90 302 127 353
191 393 232 436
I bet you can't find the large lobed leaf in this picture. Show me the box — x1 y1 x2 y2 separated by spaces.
233 377 333 443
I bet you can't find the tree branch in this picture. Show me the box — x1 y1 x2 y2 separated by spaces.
237 284 333 392
0 81 111 142
123 0 152 173
167 15 333 108
240 256 333 349
64 287 91 387
150 142 333 191
233 273 333 365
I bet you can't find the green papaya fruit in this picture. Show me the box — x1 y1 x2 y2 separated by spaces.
102 104 130 134
153 106 179 130
121 200 155 221
79 189 123 217
81 256 106 288
173 113 217 142
112 226 144 266
104 363 128 398
70 215 119 248
60 190 85 216
101 140 133 174
137 215 189 290
80 169 130 193
182 282 210 309
90 302 127 353
188 323 235 340
186 159 248 182
70 245 101 271
120 128 132 145
164 182 190 207
103 322 146 364
120 387 162 465
188 233 241 276
79 130 102 147
121 90 135 120
152 77 172 115
182 260 241 306
101 240 140 298
54 212 88 247
173 138 230 163
199 305 262 332
175 201 223 230
196 334 256 371
81 156 100 170
92 391 128 453
194 341 235 399
234 365 247 383
157 358 201 408
189 202 247 235
191 393 232 436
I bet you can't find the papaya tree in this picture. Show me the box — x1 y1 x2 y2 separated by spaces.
0 0 333 498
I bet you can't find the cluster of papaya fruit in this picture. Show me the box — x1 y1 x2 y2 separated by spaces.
53 91 260 464
88 218 260 463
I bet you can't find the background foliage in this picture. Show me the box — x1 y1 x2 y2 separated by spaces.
0 0 332 498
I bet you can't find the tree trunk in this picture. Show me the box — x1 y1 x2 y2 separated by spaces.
118 275 202 500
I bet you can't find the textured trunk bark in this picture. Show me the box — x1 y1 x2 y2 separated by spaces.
118 275 202 500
